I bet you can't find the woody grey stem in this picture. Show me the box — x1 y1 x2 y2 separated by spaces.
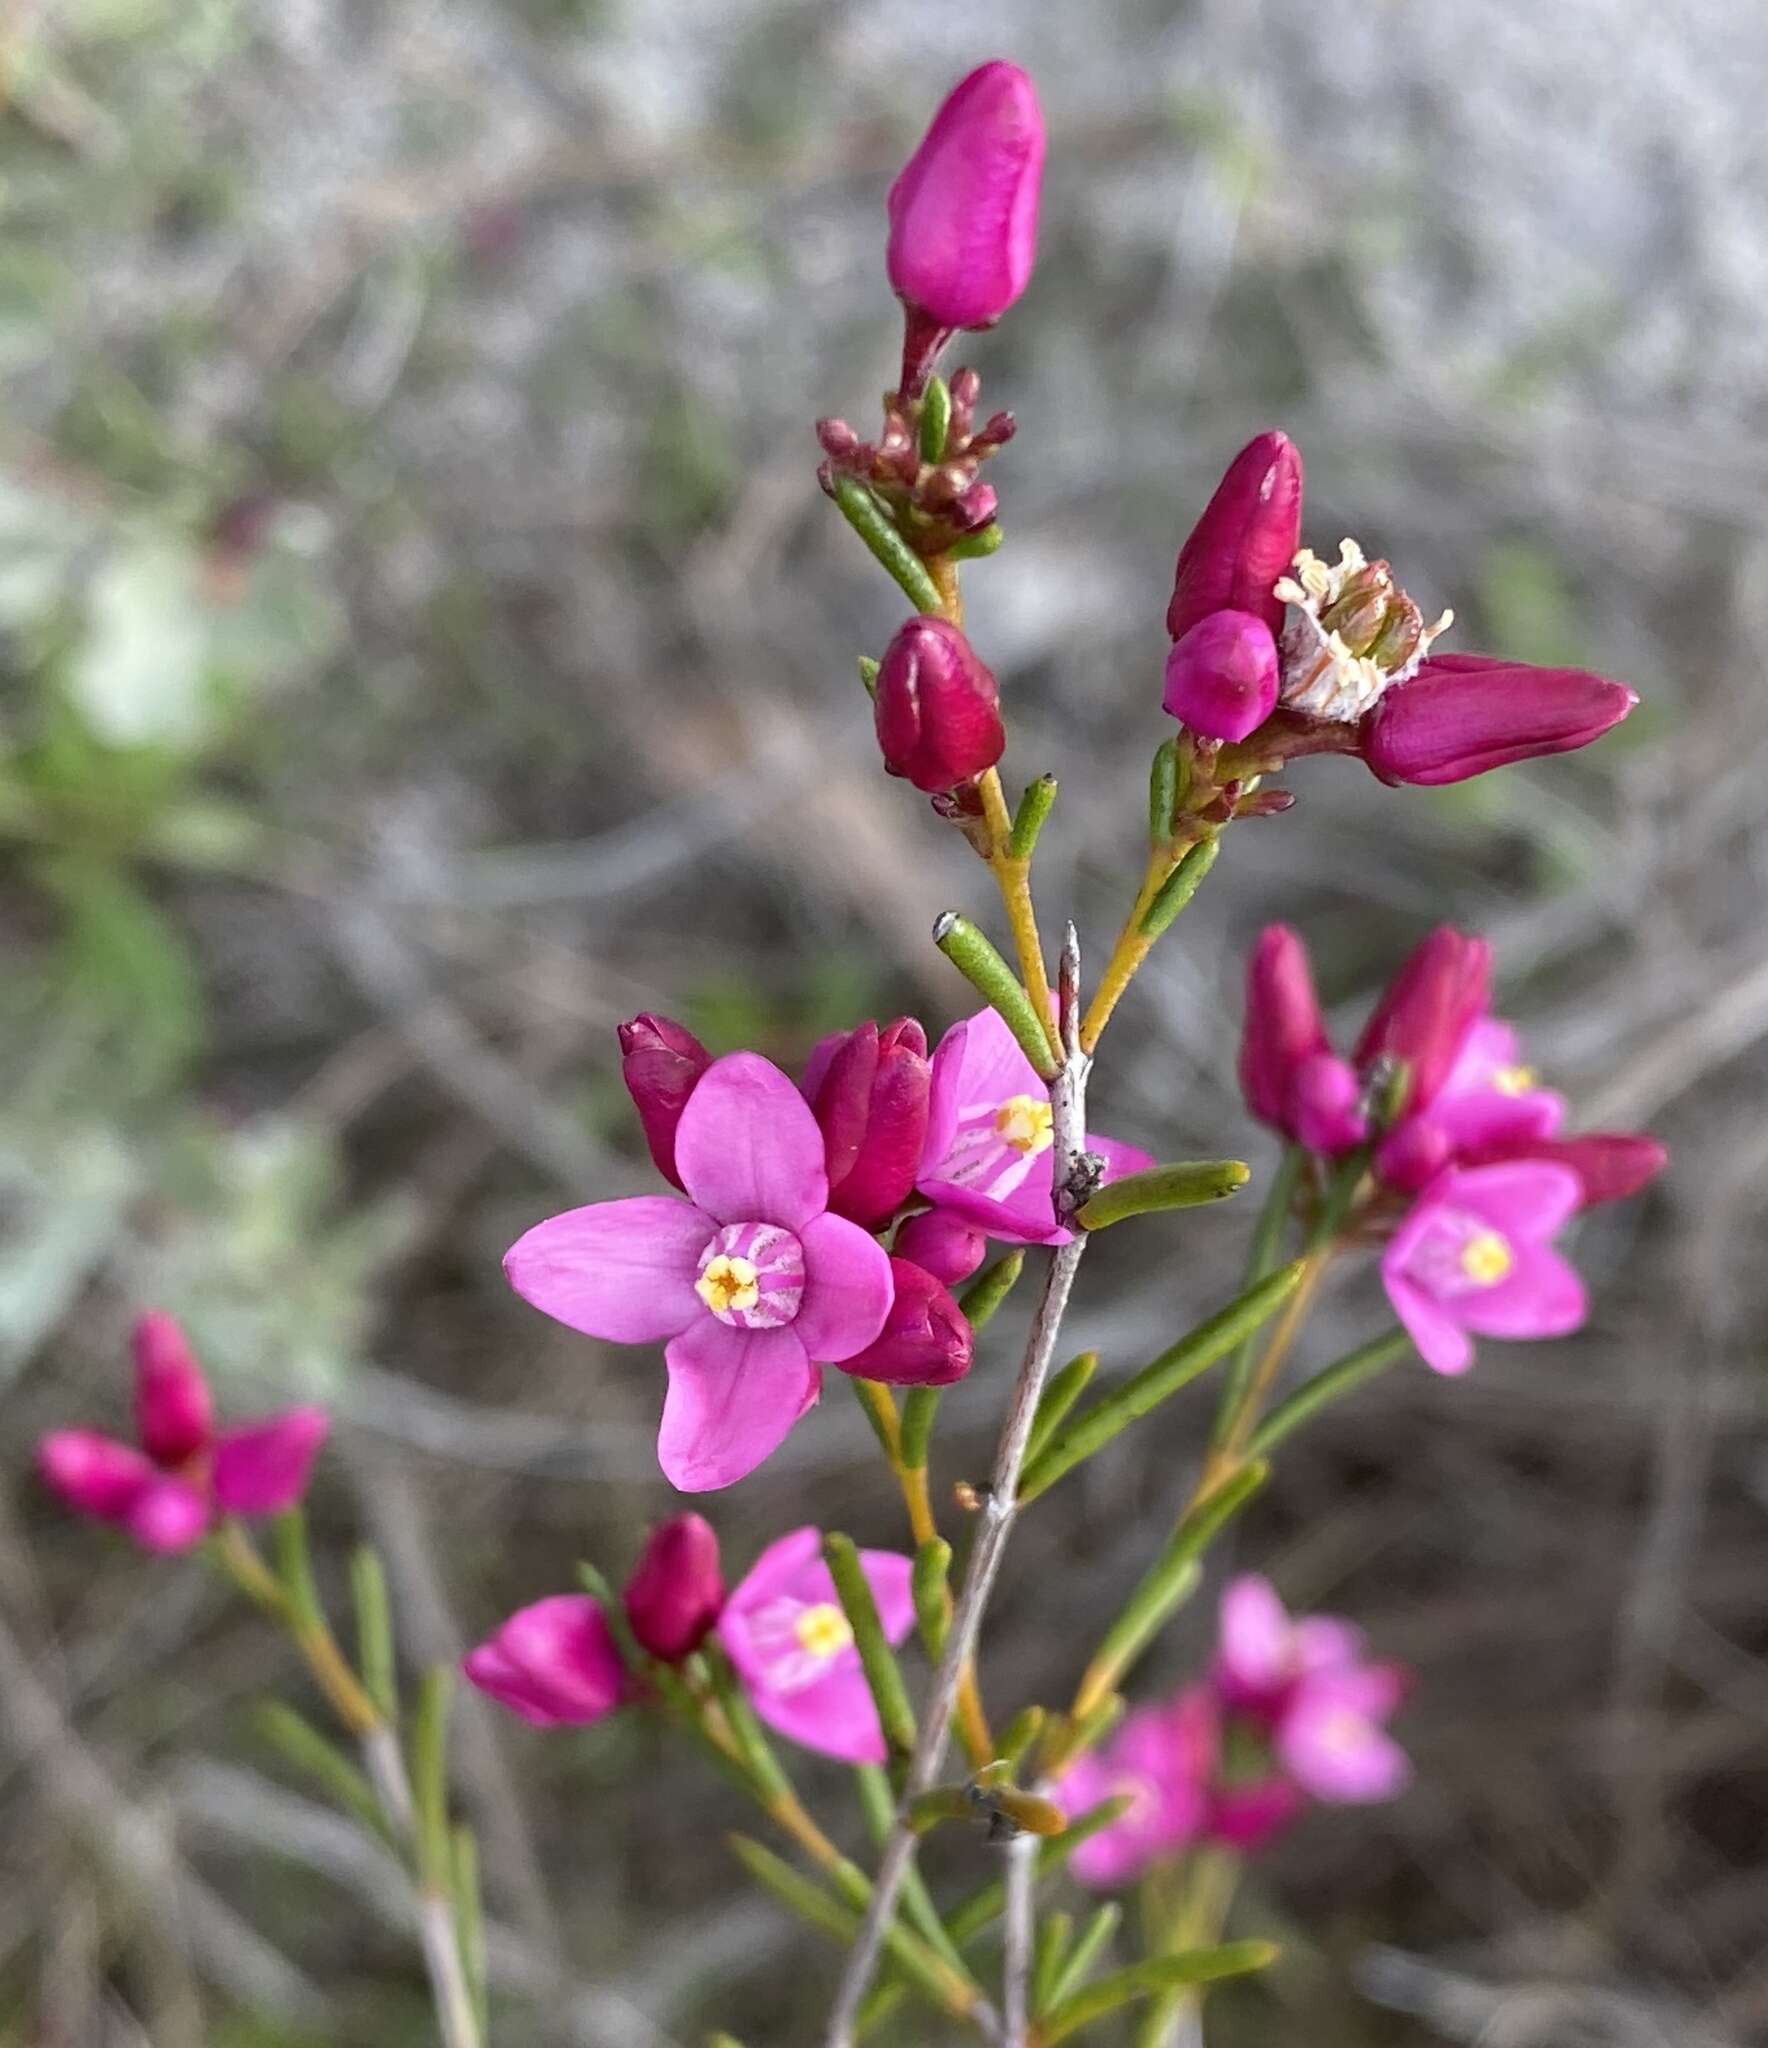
1002 1829 1039 2045
824 929 1096 2048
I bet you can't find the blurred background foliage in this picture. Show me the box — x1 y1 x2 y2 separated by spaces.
2 0 1764 2043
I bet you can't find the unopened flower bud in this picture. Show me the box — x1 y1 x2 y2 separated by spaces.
839 1259 973 1386
816 417 861 462
874 616 1006 794
1239 926 1331 1136
892 1210 987 1287
972 410 1016 449
887 62 1045 334
1289 1052 1368 1155
1361 654 1638 787
132 1312 213 1467
463 1596 627 1728
952 480 998 532
618 1014 713 1190
1167 432 1304 644
810 1019 931 1227
623 1513 725 1662
1162 609 1280 743
1460 1132 1667 1208
1354 928 1491 1116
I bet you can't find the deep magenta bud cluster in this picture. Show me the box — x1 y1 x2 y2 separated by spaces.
873 614 1006 793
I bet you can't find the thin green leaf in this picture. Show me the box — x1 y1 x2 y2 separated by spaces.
271 1510 323 1635
933 912 1060 1080
823 1533 917 1764
945 522 1003 561
1210 1146 1304 1451
1021 1266 1304 1503
1009 774 1058 861
1045 1903 1121 2011
1139 836 1221 940
1033 1912 1074 2015
409 1667 454 1891
1025 1352 1097 1467
1076 1465 1268 1713
1148 738 1180 846
451 1824 488 2035
855 1766 970 1981
997 1703 1045 1770
899 1386 940 1471
958 1250 1025 1333
1246 1328 1413 1458
1039 1943 1278 2043
827 475 942 614
1077 1159 1250 1230
918 376 952 463
911 1538 952 1661
350 1546 398 1722
254 1702 388 1841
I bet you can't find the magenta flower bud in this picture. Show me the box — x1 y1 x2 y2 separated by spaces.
618 1013 713 1191
1161 609 1280 743
132 1312 213 1468
1460 1132 1667 1209
1239 926 1331 1135
874 616 1006 794
1361 653 1638 787
892 1209 987 1287
623 1512 725 1662
839 1258 973 1387
1288 1052 1368 1155
886 62 1045 333
463 1595 627 1729
38 1431 156 1523
1354 927 1491 1116
1166 432 1304 643
1375 1115 1453 1194
809 1018 931 1228
952 481 998 533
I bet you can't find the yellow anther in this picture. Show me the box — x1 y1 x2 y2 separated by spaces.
1492 1065 1537 1096
1458 1231 1513 1287
793 1603 853 1660
695 1254 760 1315
993 1094 1054 1158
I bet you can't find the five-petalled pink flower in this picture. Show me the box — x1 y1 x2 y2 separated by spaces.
505 1051 894 1491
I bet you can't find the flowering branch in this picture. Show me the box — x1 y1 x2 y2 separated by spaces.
824 926 1099 2047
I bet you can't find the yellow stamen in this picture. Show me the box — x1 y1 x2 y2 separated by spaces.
1492 1064 1537 1096
793 1603 853 1660
1459 1231 1513 1286
994 1094 1054 1158
695 1254 760 1315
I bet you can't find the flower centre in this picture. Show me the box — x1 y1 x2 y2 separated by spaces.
793 1603 853 1660
1314 1708 1369 1758
693 1222 806 1330
1274 538 1453 723
743 1594 857 1694
1458 1230 1514 1287
993 1094 1054 1158
1491 1064 1538 1096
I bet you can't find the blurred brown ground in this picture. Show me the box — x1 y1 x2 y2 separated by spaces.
2 0 1766 2042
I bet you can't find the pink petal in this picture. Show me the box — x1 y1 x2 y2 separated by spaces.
921 1009 1047 1178
132 1312 214 1467
38 1431 155 1523
794 1213 895 1364
857 1545 915 1646
659 1320 819 1491
722 1527 825 1636
673 1053 829 1231
211 1408 329 1517
919 1175 1067 1247
126 1477 212 1554
504 1196 712 1344
1381 1262 1473 1376
1278 1686 1410 1804
891 1209 987 1286
1087 1132 1157 1183
463 1641 573 1727
1455 1241 1587 1341
1449 1160 1585 1244
747 1661 889 1764
464 1595 625 1726
1218 1575 1291 1695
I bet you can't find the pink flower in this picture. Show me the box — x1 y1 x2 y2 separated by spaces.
804 1018 931 1228
840 1257 973 1386
873 616 1006 795
717 1528 914 1764
1457 1131 1667 1208
1162 609 1280 744
1361 653 1638 786
917 1007 1153 1246
1375 1016 1564 1194
624 1513 726 1662
1060 1694 1212 1888
886 62 1045 334
38 1313 328 1555
505 1053 894 1491
463 1595 627 1728
1381 1161 1587 1376
618 1013 712 1191
1166 432 1304 644
1237 927 1366 1154
891 1208 987 1287
1215 1574 1365 1721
